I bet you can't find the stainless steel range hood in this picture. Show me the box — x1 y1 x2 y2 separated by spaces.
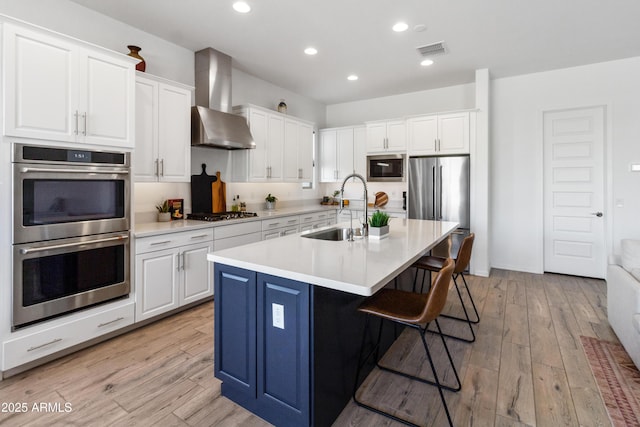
191 48 255 150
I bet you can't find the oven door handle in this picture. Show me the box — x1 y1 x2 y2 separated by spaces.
20 235 129 255
20 167 129 175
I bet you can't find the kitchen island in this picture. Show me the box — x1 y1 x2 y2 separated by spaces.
208 219 458 427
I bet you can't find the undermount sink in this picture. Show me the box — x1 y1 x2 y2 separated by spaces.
302 227 363 241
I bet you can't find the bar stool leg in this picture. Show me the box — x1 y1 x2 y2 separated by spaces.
353 317 458 427
419 325 454 427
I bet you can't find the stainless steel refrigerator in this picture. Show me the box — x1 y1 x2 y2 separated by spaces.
408 155 470 256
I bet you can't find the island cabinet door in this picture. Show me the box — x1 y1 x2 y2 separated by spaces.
214 264 257 398
256 273 311 427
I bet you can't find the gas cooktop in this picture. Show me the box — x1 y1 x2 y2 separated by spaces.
187 212 258 222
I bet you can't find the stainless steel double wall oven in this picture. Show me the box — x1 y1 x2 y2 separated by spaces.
12 143 131 329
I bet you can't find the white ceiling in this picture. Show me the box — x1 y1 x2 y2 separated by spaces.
71 0 640 105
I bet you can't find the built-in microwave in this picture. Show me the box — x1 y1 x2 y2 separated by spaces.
366 154 405 182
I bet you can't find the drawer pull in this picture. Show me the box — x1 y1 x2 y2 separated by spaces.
27 338 62 352
150 240 172 246
190 234 210 239
268 223 280 228
98 317 125 328
287 219 297 223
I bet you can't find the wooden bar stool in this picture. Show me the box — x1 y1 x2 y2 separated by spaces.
352 258 460 427
413 233 479 343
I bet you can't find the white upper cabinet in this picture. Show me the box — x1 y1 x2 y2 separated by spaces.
134 73 192 182
246 108 283 181
231 105 315 182
283 118 314 182
365 119 406 153
2 22 135 148
408 112 470 155
319 125 364 182
319 129 338 182
353 126 367 177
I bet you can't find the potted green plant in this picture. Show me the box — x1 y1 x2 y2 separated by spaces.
265 193 278 210
156 199 171 222
368 210 391 239
332 190 341 205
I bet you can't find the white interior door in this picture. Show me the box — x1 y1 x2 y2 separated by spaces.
543 106 606 278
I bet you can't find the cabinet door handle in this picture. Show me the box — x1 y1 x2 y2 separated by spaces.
160 159 164 177
190 234 210 240
98 317 125 328
82 113 87 136
74 111 79 135
182 252 186 270
155 159 159 177
28 338 62 352
176 253 181 271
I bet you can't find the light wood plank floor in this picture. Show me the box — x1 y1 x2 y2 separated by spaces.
0 269 615 426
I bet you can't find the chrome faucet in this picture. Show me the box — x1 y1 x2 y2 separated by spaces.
340 173 368 238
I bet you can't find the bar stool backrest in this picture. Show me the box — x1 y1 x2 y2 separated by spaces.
453 233 475 274
420 258 455 324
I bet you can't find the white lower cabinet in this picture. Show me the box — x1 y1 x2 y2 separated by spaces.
299 211 337 232
3 301 134 370
135 229 213 322
214 221 262 250
262 215 300 239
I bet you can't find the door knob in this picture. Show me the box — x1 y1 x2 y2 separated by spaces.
591 212 603 217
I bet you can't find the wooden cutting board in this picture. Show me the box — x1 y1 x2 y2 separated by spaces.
191 164 217 214
211 171 226 213
374 191 388 207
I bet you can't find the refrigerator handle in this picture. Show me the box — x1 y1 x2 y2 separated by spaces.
432 166 436 218
439 165 443 219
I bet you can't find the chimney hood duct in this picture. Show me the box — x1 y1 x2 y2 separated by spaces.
191 48 255 150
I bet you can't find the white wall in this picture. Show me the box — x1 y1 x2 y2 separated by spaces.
232 69 326 126
326 83 475 127
491 57 640 273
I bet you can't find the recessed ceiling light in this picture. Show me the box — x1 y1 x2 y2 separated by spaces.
347 75 359 81
232 1 251 13
392 22 409 32
413 24 427 32
304 47 318 55
421 59 434 67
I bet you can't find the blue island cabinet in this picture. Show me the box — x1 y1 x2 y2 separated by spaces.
214 263 310 427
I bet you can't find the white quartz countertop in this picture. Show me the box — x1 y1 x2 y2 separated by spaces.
208 219 458 296
134 205 338 238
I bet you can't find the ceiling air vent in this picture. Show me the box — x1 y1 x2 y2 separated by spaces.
416 41 447 57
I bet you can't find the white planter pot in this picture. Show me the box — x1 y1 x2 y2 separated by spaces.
157 212 171 222
265 201 276 210
369 225 389 239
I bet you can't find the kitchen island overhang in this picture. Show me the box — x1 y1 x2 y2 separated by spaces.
209 219 459 427
208 219 459 296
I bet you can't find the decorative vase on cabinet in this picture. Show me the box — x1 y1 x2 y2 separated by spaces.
127 45 146 72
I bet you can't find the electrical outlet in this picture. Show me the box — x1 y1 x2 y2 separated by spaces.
272 303 284 329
